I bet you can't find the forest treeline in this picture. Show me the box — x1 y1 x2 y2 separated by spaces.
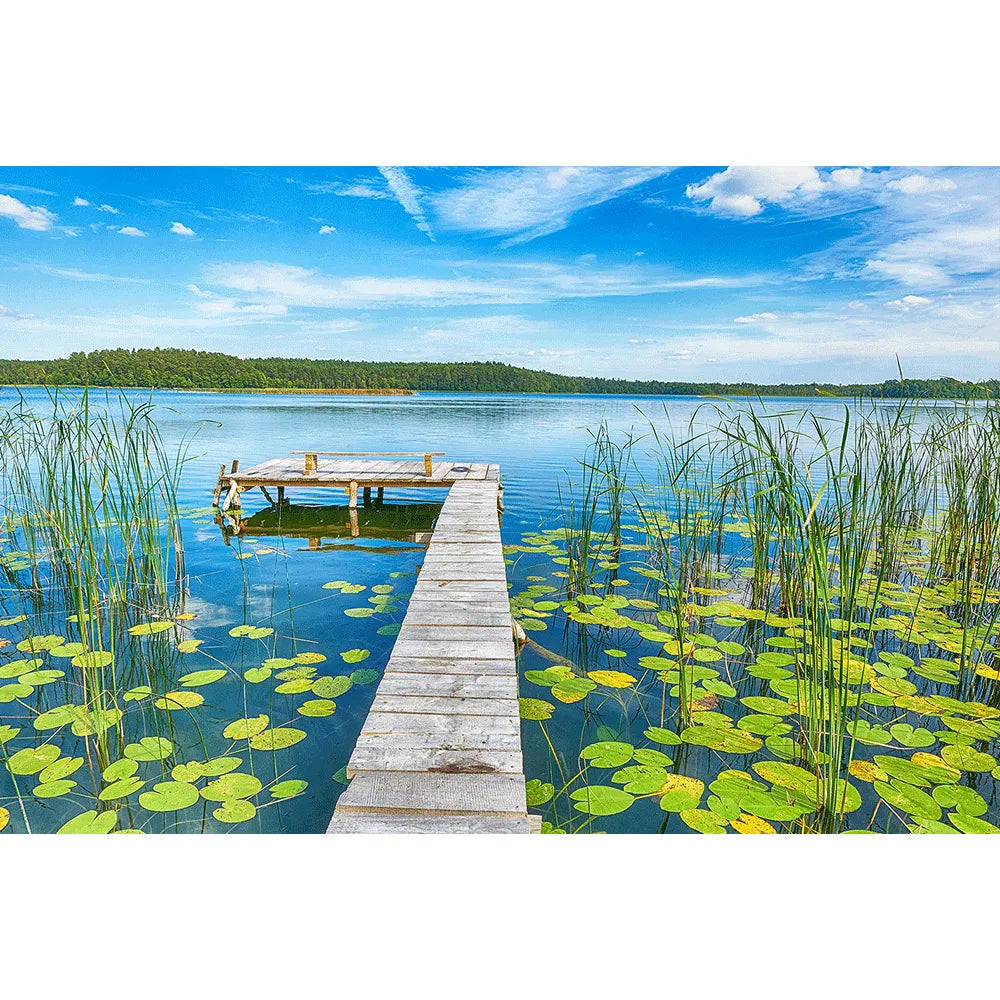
0 348 996 398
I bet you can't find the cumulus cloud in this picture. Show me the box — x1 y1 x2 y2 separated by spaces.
886 295 933 311
318 225 336 234
118 226 148 237
0 193 57 231
887 175 957 195
170 221 196 236
686 167 830 216
734 312 778 324
97 203 119 214
72 196 90 207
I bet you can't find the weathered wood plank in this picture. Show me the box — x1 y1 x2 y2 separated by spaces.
377 672 517 698
334 772 527 816
391 639 515 659
327 813 531 834
360 712 520 736
352 729 522 751
385 655 516 676
370 694 519 716
347 747 523 776
396 624 513 643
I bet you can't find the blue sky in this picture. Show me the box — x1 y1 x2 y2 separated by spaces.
0 165 997 382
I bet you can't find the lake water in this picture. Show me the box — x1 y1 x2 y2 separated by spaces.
2 389 996 834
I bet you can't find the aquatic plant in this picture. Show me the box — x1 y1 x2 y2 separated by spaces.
515 396 1000 834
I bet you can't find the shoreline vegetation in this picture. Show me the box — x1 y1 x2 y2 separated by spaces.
0 348 996 399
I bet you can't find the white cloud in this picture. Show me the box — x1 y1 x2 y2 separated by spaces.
734 312 778 324
0 193 57 231
887 175 957 195
432 166 668 244
97 203 119 214
118 226 148 237
864 223 999 288
0 304 24 318
202 259 757 310
186 284 287 318
686 167 830 217
318 225 337 235
170 221 196 236
830 168 864 188
378 166 434 239
72 196 90 207
886 294 933 311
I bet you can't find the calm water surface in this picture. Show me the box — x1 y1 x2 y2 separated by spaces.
2 389 985 833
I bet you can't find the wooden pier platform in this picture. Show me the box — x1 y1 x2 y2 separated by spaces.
213 451 501 513
327 479 532 834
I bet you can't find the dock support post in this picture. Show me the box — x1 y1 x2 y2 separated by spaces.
349 508 359 537
363 486 371 506
304 452 317 475
277 486 285 505
348 481 358 509
424 453 433 477
212 463 227 507
497 483 504 513
376 487 384 503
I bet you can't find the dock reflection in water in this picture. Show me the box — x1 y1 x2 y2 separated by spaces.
215 500 444 551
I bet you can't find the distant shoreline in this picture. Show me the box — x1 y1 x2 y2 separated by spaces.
1 385 417 397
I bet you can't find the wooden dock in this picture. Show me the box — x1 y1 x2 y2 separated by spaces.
213 451 502 513
327 479 532 834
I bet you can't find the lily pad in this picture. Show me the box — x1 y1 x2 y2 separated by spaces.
214 800 257 823
340 648 370 664
128 621 174 636
103 758 139 781
889 723 936 748
201 772 263 802
223 715 269 740
249 727 307 751
941 745 996 772
154 690 205 711
519 698 554 721
7 744 61 775
270 779 308 799
581 741 634 768
313 675 353 699
570 785 635 816
178 669 227 687
39 756 83 783
658 774 705 812
99 776 146 801
525 779 555 806
33 779 76 798
680 808 729 833
243 666 271 684
298 699 337 717
124 736 174 761
139 781 201 812
57 809 118 834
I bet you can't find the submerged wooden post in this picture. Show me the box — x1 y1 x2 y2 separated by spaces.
363 486 372 506
349 508 359 537
277 486 285 505
212 463 227 507
377 487 384 503
348 481 359 509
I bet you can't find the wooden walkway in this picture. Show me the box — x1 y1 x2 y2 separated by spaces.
327 480 532 833
214 454 501 513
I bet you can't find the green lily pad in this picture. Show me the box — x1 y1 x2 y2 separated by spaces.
298 699 336 717
70 649 115 670
16 634 66 652
658 774 705 812
525 779 555 806
99 776 146 801
128 621 174 636
350 668 379 686
39 756 83 783
312 675 352 699
177 639 204 653
124 685 151 701
249 727 307 751
178 669 227 687
124 736 174 761
847 719 892 746
7 744 60 775
103 758 139 781
243 666 272 683
154 690 205 711
214 800 257 823
139 781 201 812
948 813 1000 834
932 785 988 817
223 715 269 740
581 741 634 768
48 642 86 658
275 678 314 695
889 723 936 748
57 809 118 834
643 726 682 745
519 698 554 721
0 682 35 702
270 779 308 799
201 772 263 802
873 779 941 821
340 648 370 664
570 785 635 816
33 779 76 798
941 745 996 772
632 748 674 767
